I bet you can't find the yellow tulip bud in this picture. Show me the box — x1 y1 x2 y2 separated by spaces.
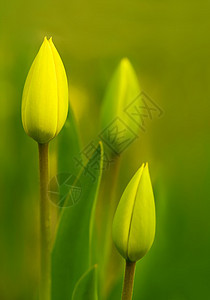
21 37 68 144
112 163 156 262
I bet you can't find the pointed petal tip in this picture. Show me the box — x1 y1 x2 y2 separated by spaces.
42 36 51 48
121 57 129 63
43 36 49 43
143 162 149 172
43 36 53 45
140 162 146 168
120 57 132 69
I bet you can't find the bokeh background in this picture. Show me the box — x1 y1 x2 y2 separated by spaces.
0 0 210 299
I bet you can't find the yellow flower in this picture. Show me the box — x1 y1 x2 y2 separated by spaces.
112 163 156 262
21 37 68 144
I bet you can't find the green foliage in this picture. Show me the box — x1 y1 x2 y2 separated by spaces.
2 2 209 297
57 104 81 175
51 143 103 300
72 265 98 300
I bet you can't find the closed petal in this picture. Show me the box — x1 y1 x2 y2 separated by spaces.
101 58 141 152
128 163 156 261
23 37 58 143
112 164 144 260
112 163 156 262
49 38 68 135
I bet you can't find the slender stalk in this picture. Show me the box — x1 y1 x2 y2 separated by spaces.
38 143 51 300
122 260 136 300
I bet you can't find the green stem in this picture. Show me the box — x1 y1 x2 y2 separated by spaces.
122 260 136 300
38 143 51 300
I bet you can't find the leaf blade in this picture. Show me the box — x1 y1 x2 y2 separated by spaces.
51 143 104 300
72 265 98 300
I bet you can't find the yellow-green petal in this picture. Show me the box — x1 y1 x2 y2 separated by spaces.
128 163 156 261
112 163 156 262
101 58 141 154
112 165 144 260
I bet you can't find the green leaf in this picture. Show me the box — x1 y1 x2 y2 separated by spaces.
72 265 98 300
57 103 81 175
108 275 123 300
49 104 82 209
51 142 104 300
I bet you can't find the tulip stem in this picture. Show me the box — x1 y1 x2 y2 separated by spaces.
122 260 136 300
38 143 51 300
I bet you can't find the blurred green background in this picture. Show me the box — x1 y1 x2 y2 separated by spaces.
0 0 210 299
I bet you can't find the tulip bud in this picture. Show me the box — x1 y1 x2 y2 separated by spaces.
21 37 68 144
101 58 141 153
112 163 156 262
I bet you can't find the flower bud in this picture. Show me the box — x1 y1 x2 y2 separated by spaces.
112 163 156 262
100 58 141 154
21 37 68 144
